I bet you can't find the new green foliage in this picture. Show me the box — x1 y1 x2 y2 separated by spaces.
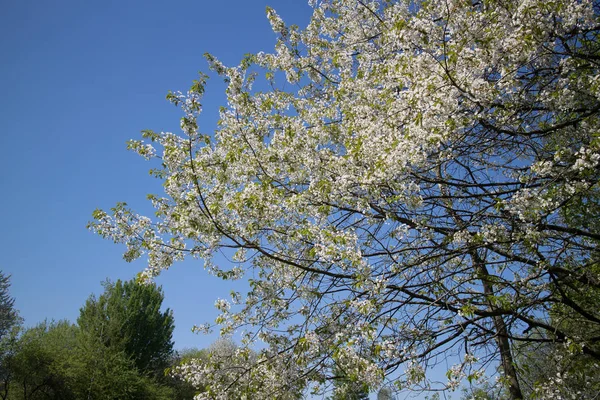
78 279 175 378
1 278 180 399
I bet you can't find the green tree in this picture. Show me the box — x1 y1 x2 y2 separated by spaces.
78 279 175 379
4 320 78 400
2 320 174 400
0 272 20 400
0 326 20 400
0 272 18 341
71 330 174 400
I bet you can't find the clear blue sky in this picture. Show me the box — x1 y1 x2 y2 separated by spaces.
0 0 313 351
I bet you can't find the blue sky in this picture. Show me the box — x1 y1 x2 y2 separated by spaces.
0 0 313 351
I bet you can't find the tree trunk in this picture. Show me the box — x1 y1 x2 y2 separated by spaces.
472 250 523 400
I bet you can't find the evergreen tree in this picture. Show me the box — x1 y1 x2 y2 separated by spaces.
0 271 18 341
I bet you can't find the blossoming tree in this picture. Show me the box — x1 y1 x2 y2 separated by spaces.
90 0 600 398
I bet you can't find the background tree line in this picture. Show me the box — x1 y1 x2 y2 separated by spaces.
0 272 197 400
3 267 599 398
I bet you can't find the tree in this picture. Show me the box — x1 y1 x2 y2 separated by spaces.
90 0 600 398
0 272 18 341
0 326 20 400
4 320 78 400
0 271 20 400
70 329 174 400
78 279 175 378
2 320 174 400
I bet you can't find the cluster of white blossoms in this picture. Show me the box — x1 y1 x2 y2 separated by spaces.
90 0 600 398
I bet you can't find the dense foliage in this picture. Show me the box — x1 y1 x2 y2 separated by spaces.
78 279 175 378
0 279 183 400
0 320 176 400
90 0 600 398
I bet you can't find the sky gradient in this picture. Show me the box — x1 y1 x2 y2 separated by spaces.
0 0 313 351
